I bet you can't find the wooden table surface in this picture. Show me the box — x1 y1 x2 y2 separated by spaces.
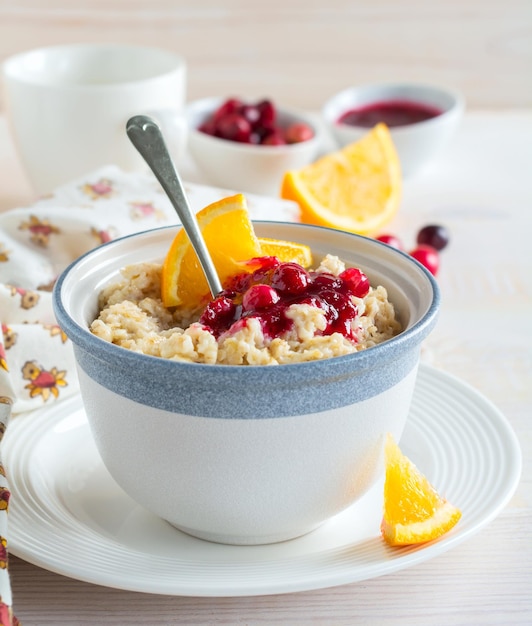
0 3 531 624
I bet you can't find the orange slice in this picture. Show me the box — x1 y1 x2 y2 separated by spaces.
281 123 401 236
161 195 315 309
381 434 461 546
258 237 312 267
161 193 261 308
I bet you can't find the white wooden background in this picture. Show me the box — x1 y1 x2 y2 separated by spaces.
0 0 531 112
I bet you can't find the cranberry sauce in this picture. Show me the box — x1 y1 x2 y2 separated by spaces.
198 257 370 342
338 100 443 128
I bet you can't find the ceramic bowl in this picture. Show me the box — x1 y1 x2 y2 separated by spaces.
53 222 440 545
186 97 321 195
322 83 465 177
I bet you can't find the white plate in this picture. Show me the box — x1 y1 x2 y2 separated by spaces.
3 364 521 597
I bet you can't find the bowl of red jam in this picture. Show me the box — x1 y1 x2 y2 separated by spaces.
322 83 465 177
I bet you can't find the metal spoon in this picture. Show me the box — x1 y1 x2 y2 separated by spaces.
126 115 222 298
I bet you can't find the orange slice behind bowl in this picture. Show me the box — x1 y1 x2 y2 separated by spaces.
281 123 401 236
381 434 462 546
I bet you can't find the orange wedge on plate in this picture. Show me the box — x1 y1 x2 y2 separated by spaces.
281 123 401 236
381 434 461 546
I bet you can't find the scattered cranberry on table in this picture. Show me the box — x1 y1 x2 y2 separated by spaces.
198 97 315 145
409 244 440 276
376 223 450 276
375 234 403 250
416 224 450 251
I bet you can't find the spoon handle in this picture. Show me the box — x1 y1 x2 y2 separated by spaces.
126 115 222 298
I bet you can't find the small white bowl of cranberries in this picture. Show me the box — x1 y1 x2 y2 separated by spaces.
186 96 320 195
322 83 465 177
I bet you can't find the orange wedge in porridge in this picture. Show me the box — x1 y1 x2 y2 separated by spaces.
258 237 312 267
381 434 462 546
161 194 261 308
161 194 312 308
281 123 401 236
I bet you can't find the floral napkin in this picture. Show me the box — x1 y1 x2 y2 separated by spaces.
0 165 300 624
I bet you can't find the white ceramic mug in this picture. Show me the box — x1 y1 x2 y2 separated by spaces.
2 44 187 194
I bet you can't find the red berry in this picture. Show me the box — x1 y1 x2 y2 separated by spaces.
262 130 286 145
198 296 236 330
242 284 280 312
409 245 439 276
311 272 343 290
284 122 314 144
240 104 261 126
256 99 276 129
339 267 370 298
416 224 450 251
319 288 354 313
212 98 243 124
376 234 403 250
198 118 217 136
215 113 252 143
271 263 310 294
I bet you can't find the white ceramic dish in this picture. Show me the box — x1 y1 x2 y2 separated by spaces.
186 97 321 195
322 83 465 177
4 365 521 596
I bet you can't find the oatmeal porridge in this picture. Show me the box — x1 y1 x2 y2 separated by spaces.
90 254 401 365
